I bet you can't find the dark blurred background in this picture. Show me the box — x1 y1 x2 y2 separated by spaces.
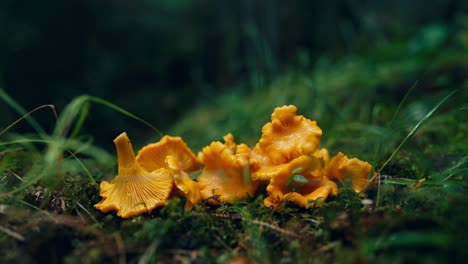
1 0 467 148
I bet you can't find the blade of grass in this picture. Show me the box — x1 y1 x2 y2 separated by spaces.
0 137 111 164
52 95 90 139
0 138 99 194
368 231 450 251
0 88 48 136
378 90 456 172
51 94 163 143
442 155 468 181
75 201 102 228
55 95 163 138
0 104 57 137
17 199 55 221
64 148 99 186
381 178 420 185
388 80 418 125
0 94 162 201
69 100 90 139
138 240 159 264
368 82 418 169
86 96 163 137
62 136 112 163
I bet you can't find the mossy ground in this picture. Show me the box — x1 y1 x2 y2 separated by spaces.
1 24 467 263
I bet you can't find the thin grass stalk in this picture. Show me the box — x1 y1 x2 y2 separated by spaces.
0 88 48 136
0 104 57 137
378 90 456 172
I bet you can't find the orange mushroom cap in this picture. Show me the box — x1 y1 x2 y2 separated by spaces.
136 135 200 173
166 155 201 209
251 105 322 181
262 154 338 208
273 177 338 208
94 132 173 218
326 152 374 192
312 148 330 167
197 134 258 204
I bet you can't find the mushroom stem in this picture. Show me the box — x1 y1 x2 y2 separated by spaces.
114 132 138 173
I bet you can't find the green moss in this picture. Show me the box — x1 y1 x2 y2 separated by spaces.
1 24 467 263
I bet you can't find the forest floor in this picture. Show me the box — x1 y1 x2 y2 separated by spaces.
1 24 467 263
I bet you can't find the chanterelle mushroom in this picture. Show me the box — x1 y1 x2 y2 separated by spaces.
94 132 173 218
325 152 374 192
166 155 201 209
197 134 258 204
262 151 338 209
250 105 322 181
136 135 200 173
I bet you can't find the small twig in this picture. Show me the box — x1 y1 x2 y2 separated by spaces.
0 147 23 158
250 219 301 238
313 241 340 254
212 213 302 238
214 234 232 250
18 200 56 222
6 169 26 183
375 172 382 208
75 201 102 229
0 225 25 242
75 208 87 224
169 249 198 262
114 233 126 264
303 218 321 228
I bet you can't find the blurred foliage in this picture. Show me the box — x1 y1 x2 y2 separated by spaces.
1 0 467 148
170 20 468 156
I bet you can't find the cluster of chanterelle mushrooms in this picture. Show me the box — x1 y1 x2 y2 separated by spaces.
95 105 375 218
